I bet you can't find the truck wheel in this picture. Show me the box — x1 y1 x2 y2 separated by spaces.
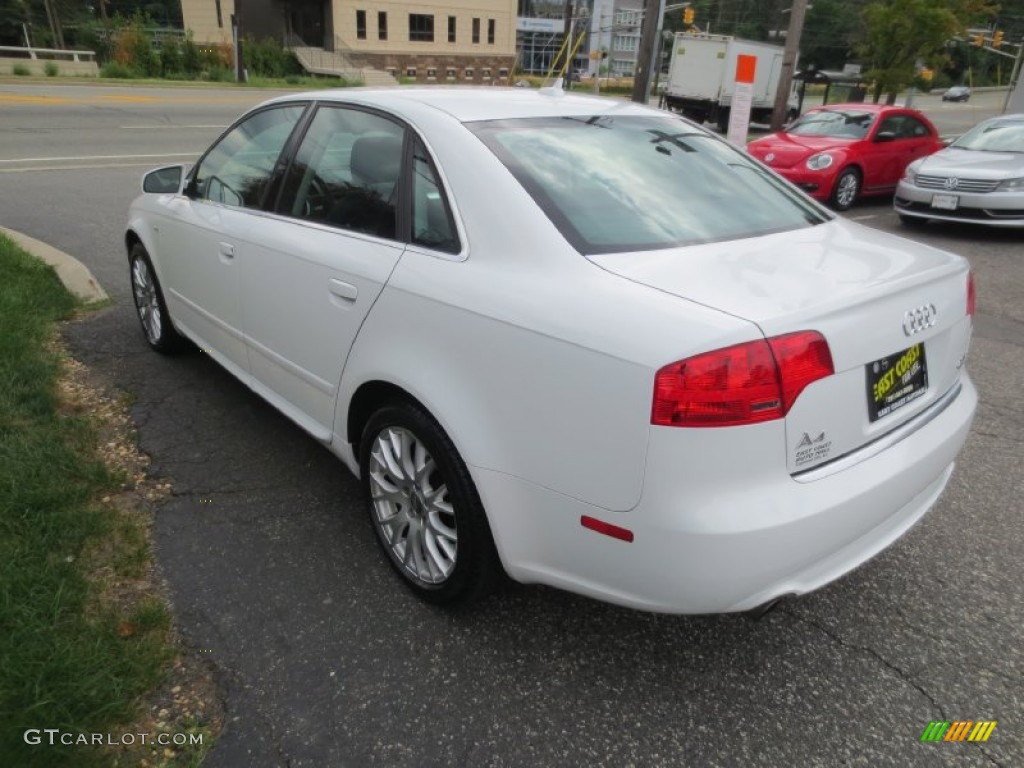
682 108 706 123
715 108 731 133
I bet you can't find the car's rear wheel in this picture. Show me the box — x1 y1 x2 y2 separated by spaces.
360 402 500 606
129 242 184 353
830 168 861 211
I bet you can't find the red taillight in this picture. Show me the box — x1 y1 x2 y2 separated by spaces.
652 331 833 428
967 272 976 318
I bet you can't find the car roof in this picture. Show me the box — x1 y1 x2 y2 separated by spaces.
262 86 666 123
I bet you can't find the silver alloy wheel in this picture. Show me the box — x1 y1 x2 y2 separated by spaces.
132 257 162 344
835 172 859 209
368 426 458 585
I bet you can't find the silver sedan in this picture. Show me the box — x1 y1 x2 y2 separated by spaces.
894 114 1024 227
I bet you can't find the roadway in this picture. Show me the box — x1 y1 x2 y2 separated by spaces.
0 81 1020 767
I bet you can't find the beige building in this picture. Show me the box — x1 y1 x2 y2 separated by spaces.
181 0 517 82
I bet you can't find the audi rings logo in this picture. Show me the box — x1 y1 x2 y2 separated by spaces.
903 304 938 336
944 177 960 190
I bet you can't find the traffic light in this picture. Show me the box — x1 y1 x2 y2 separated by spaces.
993 30 1004 48
683 7 695 25
973 33 985 46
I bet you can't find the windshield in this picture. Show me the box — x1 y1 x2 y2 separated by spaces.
469 116 829 255
952 119 1024 153
786 110 876 139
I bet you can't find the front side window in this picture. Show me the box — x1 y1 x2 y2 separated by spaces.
787 109 876 139
470 116 828 255
192 105 305 208
409 14 434 42
277 106 405 240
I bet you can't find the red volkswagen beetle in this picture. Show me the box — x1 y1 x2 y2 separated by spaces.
747 104 942 211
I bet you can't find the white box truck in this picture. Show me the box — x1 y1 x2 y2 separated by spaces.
661 34 798 130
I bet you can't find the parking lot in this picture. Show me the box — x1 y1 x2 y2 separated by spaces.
1 82 1021 766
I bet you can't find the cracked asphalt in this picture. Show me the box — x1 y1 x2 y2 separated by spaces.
2 83 1021 766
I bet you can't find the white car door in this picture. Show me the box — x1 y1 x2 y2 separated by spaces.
237 105 458 437
157 104 307 376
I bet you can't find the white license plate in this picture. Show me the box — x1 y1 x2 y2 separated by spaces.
931 193 959 210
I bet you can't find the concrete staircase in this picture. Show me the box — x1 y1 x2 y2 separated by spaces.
291 46 397 86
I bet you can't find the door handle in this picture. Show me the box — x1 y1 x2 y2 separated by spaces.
328 278 358 302
218 242 234 259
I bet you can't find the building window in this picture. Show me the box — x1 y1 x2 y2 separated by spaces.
356 10 367 40
215 0 223 28
472 18 480 44
498 67 508 78
409 14 434 42
406 67 417 77
482 68 491 79
446 67 456 80
378 11 387 41
487 19 495 45
448 15 456 43
427 68 437 80
464 67 474 79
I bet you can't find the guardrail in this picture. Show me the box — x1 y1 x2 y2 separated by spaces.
0 45 97 62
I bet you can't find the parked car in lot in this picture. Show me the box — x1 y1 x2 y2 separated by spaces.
942 85 972 102
895 114 1024 227
747 103 943 210
126 88 976 614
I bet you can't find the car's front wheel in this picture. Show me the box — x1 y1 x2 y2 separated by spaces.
129 242 184 353
360 402 500 606
830 168 861 211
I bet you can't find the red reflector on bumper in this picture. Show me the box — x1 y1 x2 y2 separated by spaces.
581 515 634 542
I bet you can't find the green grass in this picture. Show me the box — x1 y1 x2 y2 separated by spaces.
0 234 174 766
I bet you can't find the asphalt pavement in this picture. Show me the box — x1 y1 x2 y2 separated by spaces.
1 81 1021 767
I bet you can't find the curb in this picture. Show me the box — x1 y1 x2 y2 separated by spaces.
0 225 108 303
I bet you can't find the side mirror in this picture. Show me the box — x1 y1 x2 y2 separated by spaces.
142 164 187 194
874 131 897 143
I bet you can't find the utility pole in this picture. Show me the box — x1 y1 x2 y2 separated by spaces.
770 0 808 130
632 0 664 102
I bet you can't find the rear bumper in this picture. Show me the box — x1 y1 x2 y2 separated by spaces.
475 374 976 614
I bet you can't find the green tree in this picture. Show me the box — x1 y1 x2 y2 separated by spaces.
857 0 996 103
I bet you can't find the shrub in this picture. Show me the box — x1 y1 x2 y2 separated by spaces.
44 61 59 77
243 37 303 78
12 64 30 76
182 32 203 75
204 65 234 82
160 38 183 77
100 61 136 78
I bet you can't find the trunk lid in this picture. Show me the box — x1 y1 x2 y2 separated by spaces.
589 219 973 474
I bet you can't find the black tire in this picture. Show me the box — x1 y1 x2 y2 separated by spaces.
830 168 861 211
359 402 500 606
128 242 185 353
715 107 731 133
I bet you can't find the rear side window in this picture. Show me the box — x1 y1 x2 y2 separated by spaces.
470 116 828 255
410 139 459 253
277 106 405 240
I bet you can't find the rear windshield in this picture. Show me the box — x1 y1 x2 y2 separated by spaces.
469 115 829 255
786 109 875 139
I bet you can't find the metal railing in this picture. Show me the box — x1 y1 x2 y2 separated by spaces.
0 45 96 63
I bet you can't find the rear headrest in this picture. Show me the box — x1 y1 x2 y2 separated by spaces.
350 134 403 186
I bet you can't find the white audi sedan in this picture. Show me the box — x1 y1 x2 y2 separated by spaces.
126 88 977 613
